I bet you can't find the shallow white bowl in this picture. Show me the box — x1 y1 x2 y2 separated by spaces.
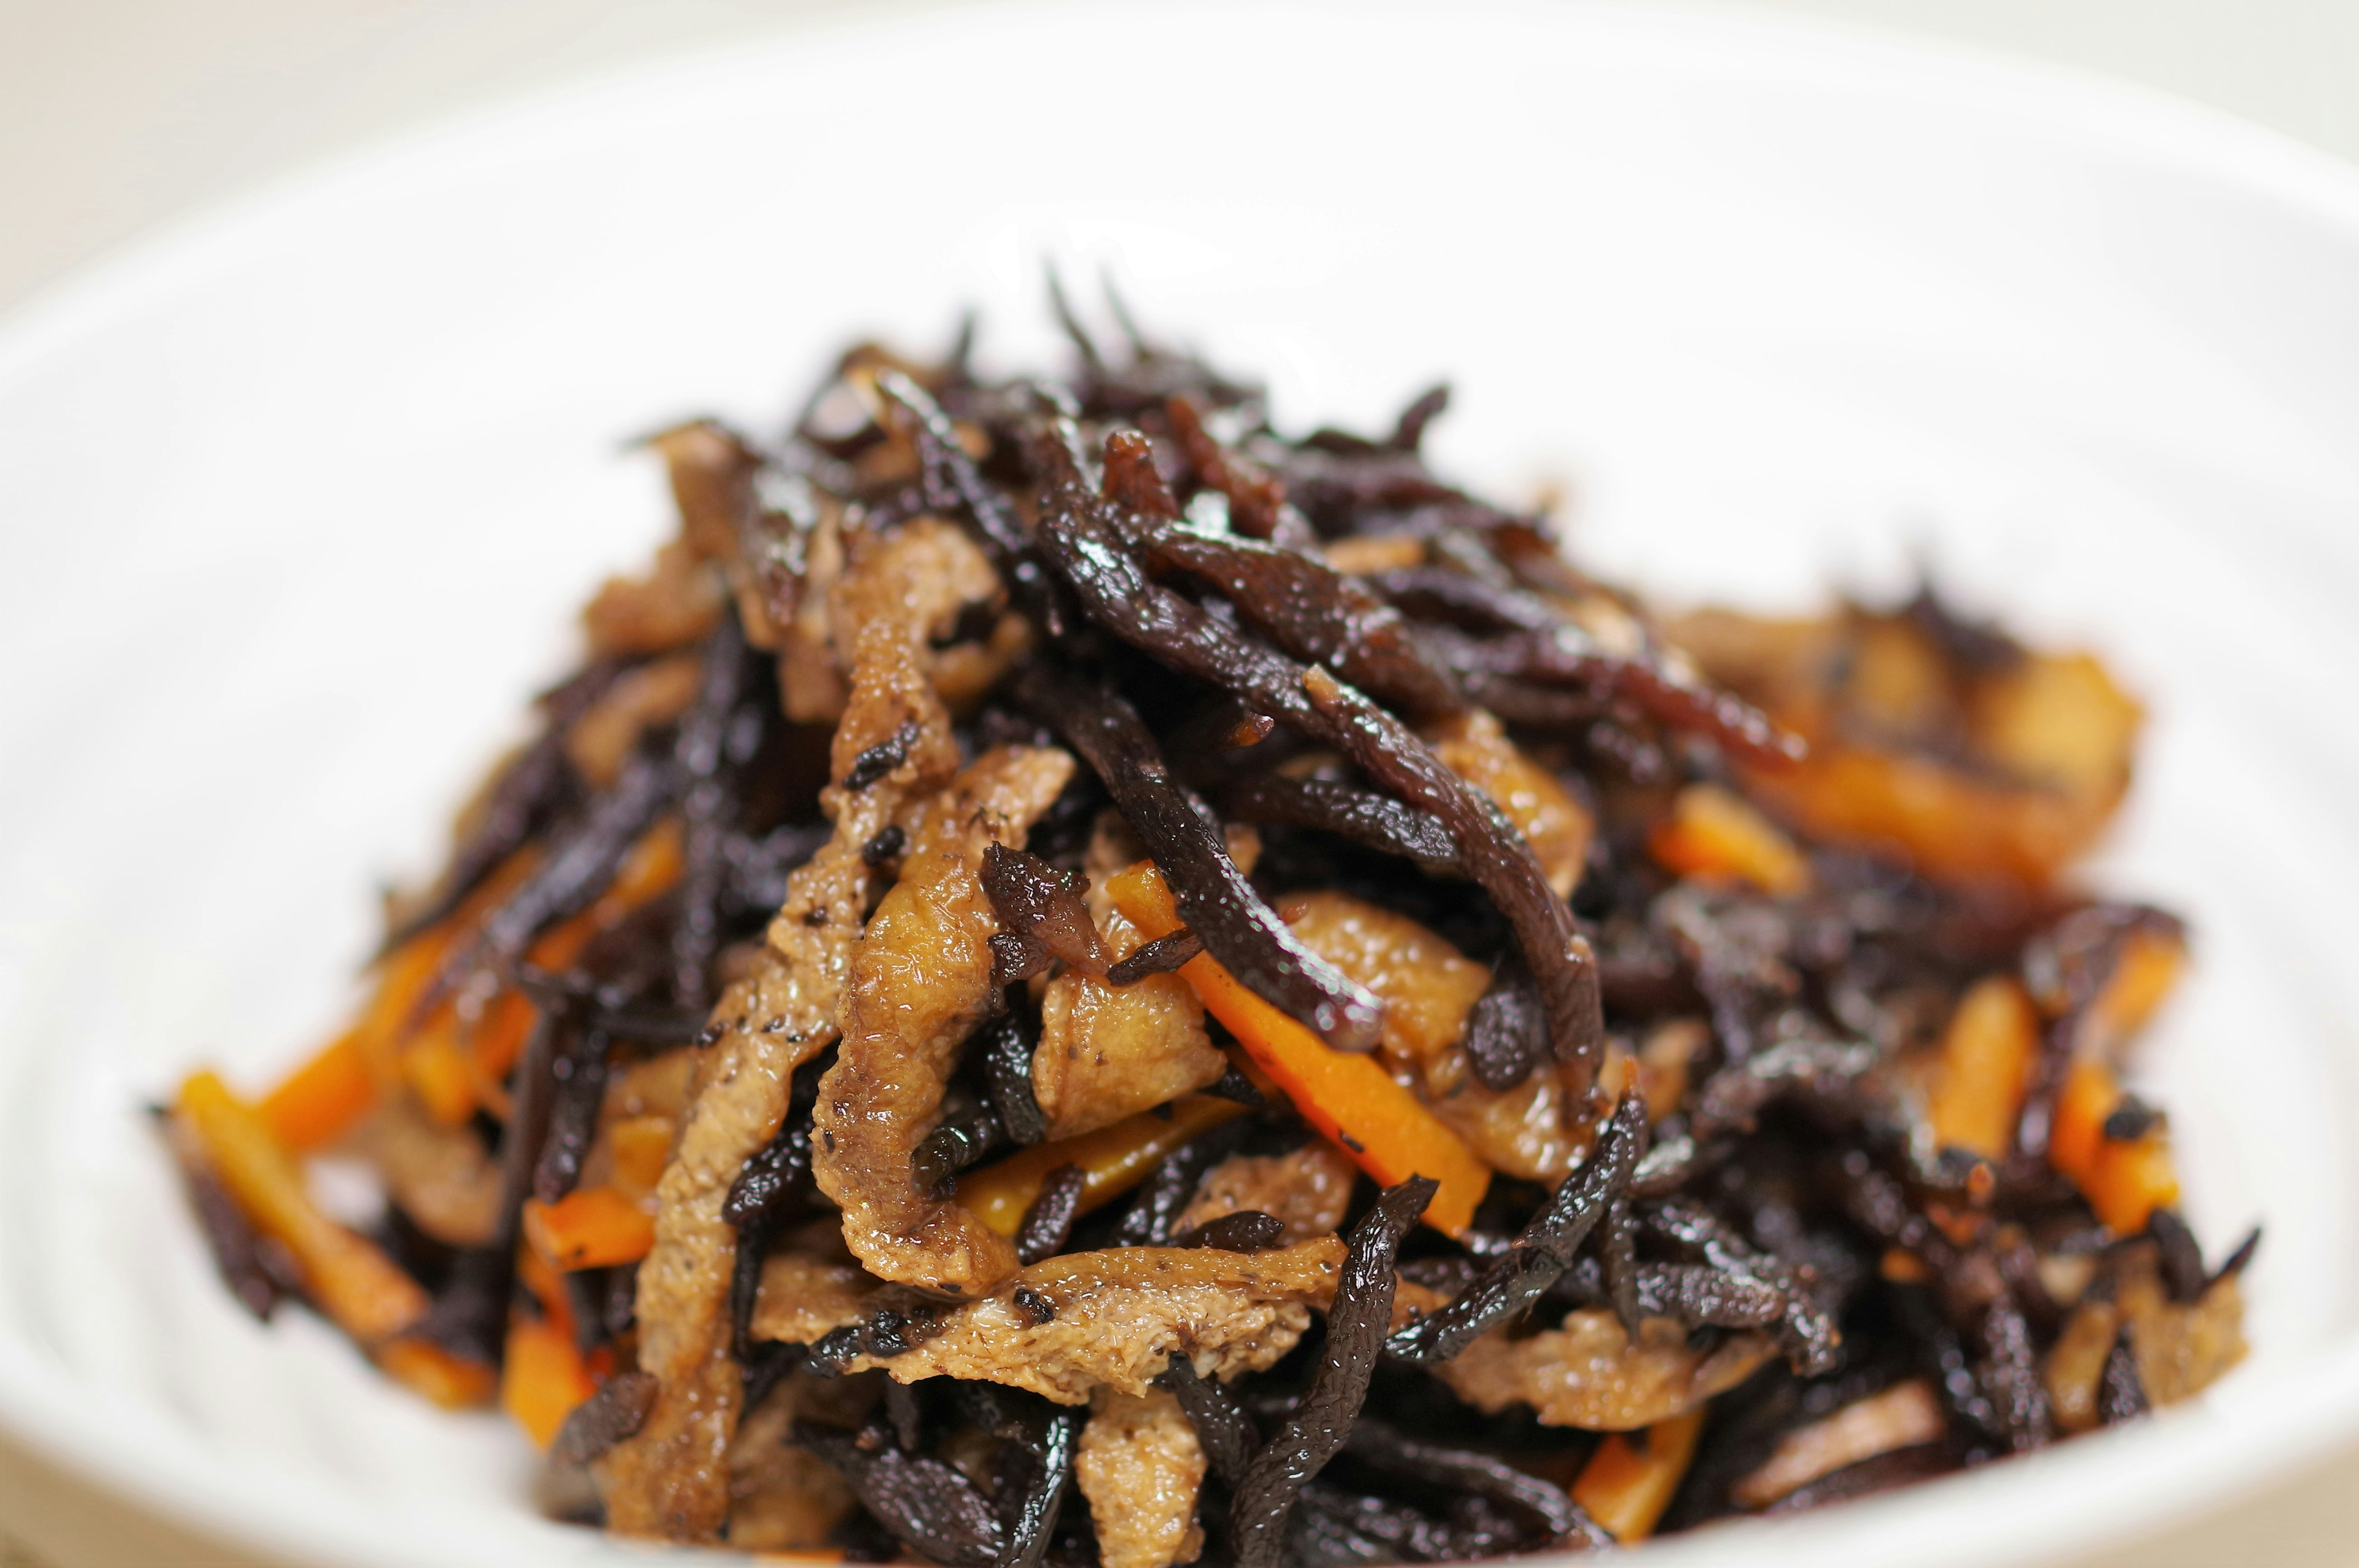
2 2 2357 1564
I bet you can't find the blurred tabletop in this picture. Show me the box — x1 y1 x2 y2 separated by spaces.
2 1 2355 1564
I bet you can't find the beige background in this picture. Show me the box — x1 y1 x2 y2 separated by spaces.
2 1 2355 1564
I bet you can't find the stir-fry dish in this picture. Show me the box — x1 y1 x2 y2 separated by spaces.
164 305 2255 1561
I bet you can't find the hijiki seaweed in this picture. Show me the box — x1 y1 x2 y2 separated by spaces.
164 297 2255 1561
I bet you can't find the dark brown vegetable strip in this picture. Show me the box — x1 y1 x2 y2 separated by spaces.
1105 928 1204 985
1552 1257 1786 1328
795 1424 1006 1568
722 1050 826 1357
912 1108 1008 1196
1415 620 1802 771
1026 447 1597 1078
1018 663 1382 1053
1166 393 1320 551
1459 956 1546 1093
1342 1416 1587 1542
531 1022 612 1204
1230 1176 1436 1568
993 1406 1083 1568
1221 772 1463 875
551 1371 660 1465
1014 1163 1086 1266
2147 1209 2210 1303
1159 1354 1258 1489
1976 1293 2054 1452
981 843 1109 979
1127 506 1464 720
1385 1094 1646 1364
1597 1195 1641 1339
979 1010 1048 1147
2212 1225 2264 1288
669 608 751 1008
1172 1211 1288 1253
422 747 676 1015
2099 1334 2150 1424
1642 1198 1842 1377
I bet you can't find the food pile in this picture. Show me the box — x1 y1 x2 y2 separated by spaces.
164 303 2252 1562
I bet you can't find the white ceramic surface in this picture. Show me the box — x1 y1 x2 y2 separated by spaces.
1 2 2355 1565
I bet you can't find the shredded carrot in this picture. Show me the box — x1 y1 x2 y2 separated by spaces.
1106 860 1492 1238
523 1185 657 1271
2089 1133 2179 1236
2048 1058 2180 1233
604 1115 676 1200
958 1097 1244 1238
2049 1058 2116 1186
1925 976 2039 1161
173 1071 429 1344
257 1028 375 1152
401 1020 480 1129
377 1336 498 1410
515 1238 580 1344
503 1314 596 1448
1572 1409 1705 1541
467 989 538 1086
1646 782 1809 896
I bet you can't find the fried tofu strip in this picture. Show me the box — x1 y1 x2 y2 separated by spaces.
1430 1306 1774 1431
1033 903 1226 1141
846 1239 1347 1403
1079 1388 1208 1568
1175 1141 1360 1244
598 516 992 1542
814 743 1076 1295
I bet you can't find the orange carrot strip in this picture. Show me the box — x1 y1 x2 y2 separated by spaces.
523 1185 656 1271
257 1028 375 1152
174 1071 429 1344
2046 1058 2180 1233
515 1238 580 1344
377 1336 498 1410
957 1097 1244 1238
2049 1059 2116 1186
2089 1133 2180 1236
604 1114 676 1200
467 989 539 1086
1572 1409 1705 1542
1646 782 1809 897
1106 860 1492 1238
503 1314 596 1448
402 1020 480 1129
1925 977 2039 1161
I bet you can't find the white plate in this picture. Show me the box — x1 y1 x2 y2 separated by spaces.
2 2 2356 1565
